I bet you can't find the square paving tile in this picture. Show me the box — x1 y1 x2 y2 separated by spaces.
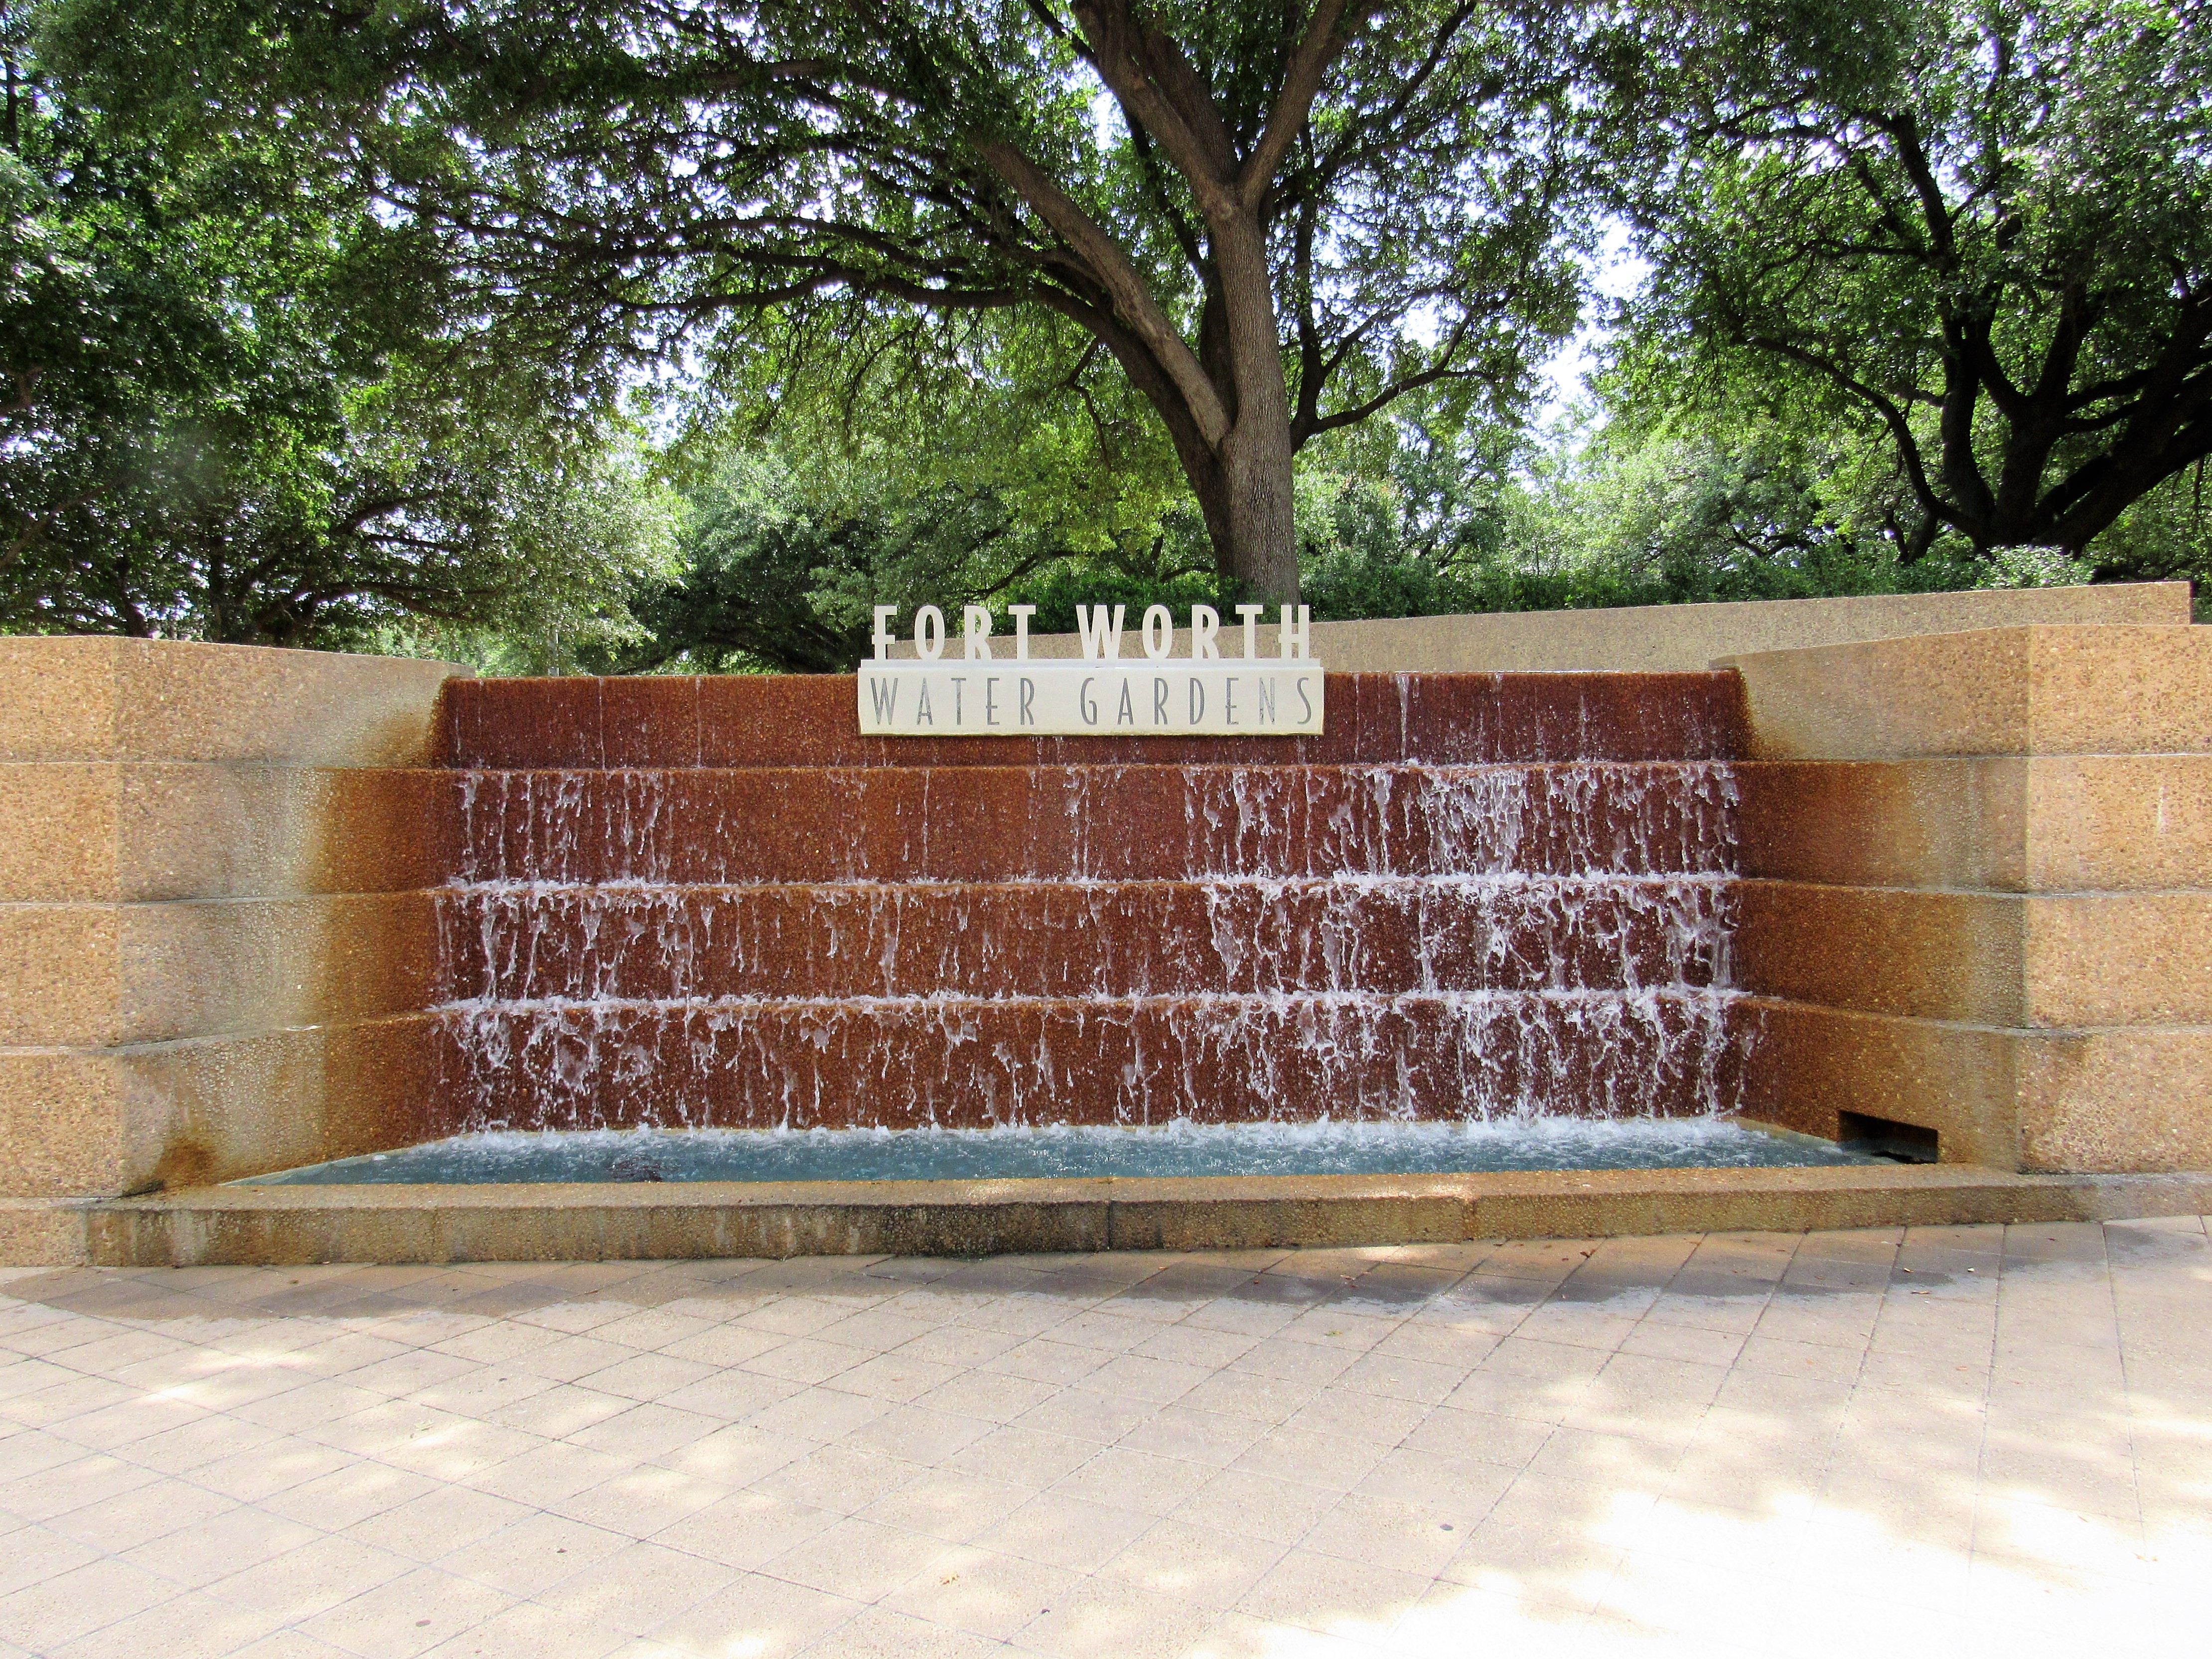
0 1219 2198 1658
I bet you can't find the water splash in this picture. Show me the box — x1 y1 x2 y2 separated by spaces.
437 754 1752 1135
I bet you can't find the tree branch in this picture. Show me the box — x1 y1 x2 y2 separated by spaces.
1238 0 1376 210
1068 0 1238 212
970 137 1229 444
1300 320 1476 442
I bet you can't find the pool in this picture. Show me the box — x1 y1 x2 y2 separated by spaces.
237 1117 1883 1187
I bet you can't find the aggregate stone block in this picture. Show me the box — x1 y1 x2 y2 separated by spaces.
1736 882 2026 1026
1004 582 2187 674
2019 754 2212 891
2022 893 2212 1027
1742 998 2212 1174
0 1199 92 1265
0 636 466 766
0 763 461 905
124 1017 445 1192
435 1197 611 1264
2016 1028 2212 1174
0 893 443 1048
1739 755 2212 894
0 1018 445 1205
0 1051 131 1198
1740 883 2212 1030
0 764 120 902
1737 758 2030 891
1724 623 2212 760
0 906 124 1047
1735 998 2024 1168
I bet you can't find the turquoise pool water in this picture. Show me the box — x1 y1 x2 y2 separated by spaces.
237 1118 1881 1187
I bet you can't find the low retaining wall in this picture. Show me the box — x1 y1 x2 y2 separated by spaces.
87 1166 2212 1266
900 581 2190 670
0 638 468 1262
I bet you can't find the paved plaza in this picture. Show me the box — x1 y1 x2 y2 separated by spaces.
0 1220 2202 1658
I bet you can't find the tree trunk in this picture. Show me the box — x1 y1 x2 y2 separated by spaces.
1017 0 1371 607
1208 215 1301 604
1217 405 1298 603
1129 348 1300 604
1099 283 1303 603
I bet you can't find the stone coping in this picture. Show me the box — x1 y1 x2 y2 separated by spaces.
82 1164 2212 1266
0 635 467 766
884 582 2191 673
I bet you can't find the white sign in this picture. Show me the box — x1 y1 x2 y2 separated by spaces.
858 603 1324 737
860 661 1322 736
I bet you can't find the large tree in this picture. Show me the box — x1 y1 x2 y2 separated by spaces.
46 0 1600 603
1623 0 2212 559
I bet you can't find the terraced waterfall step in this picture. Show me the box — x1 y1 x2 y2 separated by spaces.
441 877 1737 1001
441 670 1749 768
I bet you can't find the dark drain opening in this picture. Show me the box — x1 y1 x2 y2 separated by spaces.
1838 1111 1940 1164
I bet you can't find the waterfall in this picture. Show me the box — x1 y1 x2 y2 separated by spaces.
431 675 1753 1134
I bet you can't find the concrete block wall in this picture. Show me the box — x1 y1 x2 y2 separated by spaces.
0 639 466 1262
1732 624 2212 1172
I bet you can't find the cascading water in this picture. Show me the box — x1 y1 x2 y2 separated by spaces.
428 673 1755 1137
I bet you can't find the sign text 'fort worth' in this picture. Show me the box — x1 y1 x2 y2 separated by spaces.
857 604 1323 737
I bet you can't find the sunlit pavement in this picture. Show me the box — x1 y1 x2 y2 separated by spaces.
0 1219 2203 1658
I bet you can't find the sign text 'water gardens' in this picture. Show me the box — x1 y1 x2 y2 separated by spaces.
857 604 1324 737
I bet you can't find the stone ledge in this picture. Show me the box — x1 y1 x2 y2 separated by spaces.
0 892 444 1047
0 1198 94 1266
1737 881 2212 1028
79 1164 2212 1266
0 1015 444 1199
0 637 465 766
1724 624 2212 760
920 583 2189 673
0 763 459 903
1738 755 2212 893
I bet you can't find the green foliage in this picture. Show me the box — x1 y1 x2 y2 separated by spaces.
1 6 671 647
624 307 1241 671
617 429 1222 674
1473 413 2110 610
11 0 2207 665
38 0 1601 592
624 377 1546 671
1620 0 2212 556
670 300 1197 589
623 366 2144 675
616 451 1051 674
1292 405 1533 619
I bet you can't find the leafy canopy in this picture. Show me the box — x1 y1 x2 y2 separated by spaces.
3 3 671 646
41 0 1602 598
1622 0 2212 556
